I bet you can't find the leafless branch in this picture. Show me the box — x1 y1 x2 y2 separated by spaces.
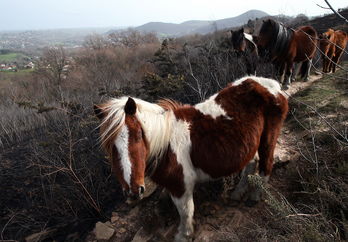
317 0 348 24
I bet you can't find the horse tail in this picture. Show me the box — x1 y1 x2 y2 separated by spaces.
300 60 309 79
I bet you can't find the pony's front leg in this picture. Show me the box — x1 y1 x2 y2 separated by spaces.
283 65 292 90
303 59 312 82
171 190 195 242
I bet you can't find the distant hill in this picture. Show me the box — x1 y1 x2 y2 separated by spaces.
110 10 269 37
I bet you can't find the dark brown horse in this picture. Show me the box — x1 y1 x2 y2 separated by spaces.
319 29 348 73
231 28 259 75
257 19 318 90
94 76 288 242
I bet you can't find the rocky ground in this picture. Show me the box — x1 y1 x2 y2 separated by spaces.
85 74 323 242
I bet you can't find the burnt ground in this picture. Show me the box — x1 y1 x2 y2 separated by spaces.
0 124 126 241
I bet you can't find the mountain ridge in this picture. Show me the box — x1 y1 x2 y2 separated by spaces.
107 9 269 37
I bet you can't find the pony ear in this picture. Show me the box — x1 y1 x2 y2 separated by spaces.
125 97 137 116
231 30 234 35
94 104 106 121
240 28 244 33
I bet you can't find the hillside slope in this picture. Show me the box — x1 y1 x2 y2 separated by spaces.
308 8 348 34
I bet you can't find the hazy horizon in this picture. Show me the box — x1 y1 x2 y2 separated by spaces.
0 0 346 31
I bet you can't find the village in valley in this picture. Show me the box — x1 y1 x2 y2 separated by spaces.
0 28 88 72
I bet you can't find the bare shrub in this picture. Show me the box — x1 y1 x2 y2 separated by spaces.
74 33 160 98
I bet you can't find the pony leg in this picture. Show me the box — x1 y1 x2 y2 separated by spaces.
229 153 259 206
278 62 286 84
246 123 281 206
246 171 269 207
331 52 343 73
323 57 330 73
283 74 291 90
303 59 312 82
283 62 294 90
171 190 195 242
291 62 301 82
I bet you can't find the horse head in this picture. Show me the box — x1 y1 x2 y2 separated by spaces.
258 19 292 63
319 29 334 55
231 28 245 57
257 19 275 61
94 98 147 200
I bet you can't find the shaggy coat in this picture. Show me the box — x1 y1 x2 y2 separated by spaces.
231 28 259 75
94 76 288 242
319 29 348 73
257 19 318 90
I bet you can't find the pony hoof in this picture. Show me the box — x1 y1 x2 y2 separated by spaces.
175 233 192 242
228 200 240 207
245 199 259 207
283 85 290 90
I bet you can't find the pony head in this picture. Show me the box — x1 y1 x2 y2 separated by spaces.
257 19 275 61
231 28 245 57
94 97 148 199
257 19 291 62
319 29 335 55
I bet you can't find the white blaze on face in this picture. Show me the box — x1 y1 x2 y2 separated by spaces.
195 94 229 119
115 124 132 187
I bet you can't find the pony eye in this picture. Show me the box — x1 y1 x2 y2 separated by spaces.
137 131 142 142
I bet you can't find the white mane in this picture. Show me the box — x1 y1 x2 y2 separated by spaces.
100 97 172 166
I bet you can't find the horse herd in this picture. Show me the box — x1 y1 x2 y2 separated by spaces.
93 19 347 242
231 19 348 90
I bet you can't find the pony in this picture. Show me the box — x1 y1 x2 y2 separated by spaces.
319 29 348 73
257 19 318 90
231 28 259 75
93 76 288 242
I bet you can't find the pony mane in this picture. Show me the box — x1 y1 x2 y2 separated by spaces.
325 29 335 40
98 97 180 174
260 20 292 56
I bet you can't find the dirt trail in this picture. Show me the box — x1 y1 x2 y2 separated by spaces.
274 73 322 163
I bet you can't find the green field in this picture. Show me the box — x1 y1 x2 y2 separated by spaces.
0 53 18 61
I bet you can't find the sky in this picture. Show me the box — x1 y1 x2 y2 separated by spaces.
0 0 346 31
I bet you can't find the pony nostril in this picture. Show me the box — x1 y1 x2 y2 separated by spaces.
139 186 145 196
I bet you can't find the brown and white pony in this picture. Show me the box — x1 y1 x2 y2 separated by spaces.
93 76 288 242
319 29 348 73
231 28 259 75
257 19 318 90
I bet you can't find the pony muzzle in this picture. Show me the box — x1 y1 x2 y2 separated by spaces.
123 185 145 199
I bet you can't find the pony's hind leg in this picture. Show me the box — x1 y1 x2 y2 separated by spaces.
171 191 195 242
245 171 269 207
331 52 343 73
229 153 259 207
246 126 281 206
